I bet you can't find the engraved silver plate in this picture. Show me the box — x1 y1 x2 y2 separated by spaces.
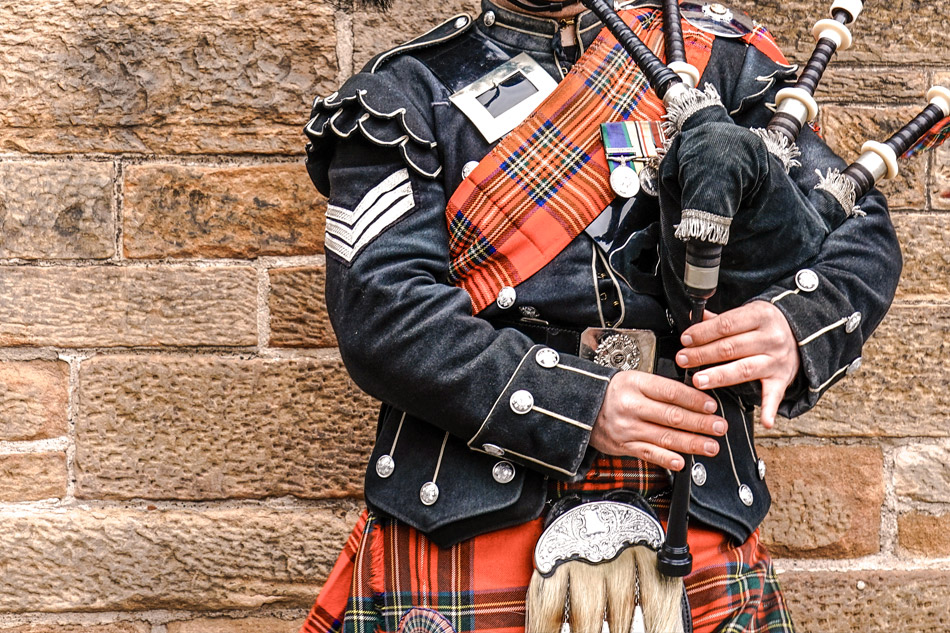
580 328 657 373
681 2 755 38
533 500 664 576
450 53 558 144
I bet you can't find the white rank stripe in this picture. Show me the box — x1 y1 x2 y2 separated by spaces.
325 169 415 262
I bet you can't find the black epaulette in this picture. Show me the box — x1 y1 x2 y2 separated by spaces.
363 13 474 74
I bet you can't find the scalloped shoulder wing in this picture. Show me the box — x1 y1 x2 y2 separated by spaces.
304 73 441 195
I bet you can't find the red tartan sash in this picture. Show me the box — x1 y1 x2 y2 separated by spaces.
445 8 788 314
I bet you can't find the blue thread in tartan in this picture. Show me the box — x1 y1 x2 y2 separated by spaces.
448 211 496 285
499 120 590 207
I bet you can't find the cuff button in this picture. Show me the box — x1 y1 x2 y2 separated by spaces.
375 454 395 479
739 484 754 507
846 311 862 333
461 160 479 179
847 357 863 375
492 461 516 484
483 443 505 457
795 269 819 292
691 462 707 486
496 286 517 310
535 347 560 368
420 482 440 506
510 390 534 414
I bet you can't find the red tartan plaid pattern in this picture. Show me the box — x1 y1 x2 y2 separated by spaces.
901 115 950 159
300 456 794 633
445 10 789 314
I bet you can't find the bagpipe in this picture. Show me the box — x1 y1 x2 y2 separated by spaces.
526 1 950 631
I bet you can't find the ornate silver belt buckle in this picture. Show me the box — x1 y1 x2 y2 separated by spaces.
580 328 657 373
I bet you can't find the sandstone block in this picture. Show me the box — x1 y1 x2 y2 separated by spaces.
763 306 950 438
167 617 303 633
758 445 882 558
352 0 482 69
0 2 337 155
0 504 360 613
0 267 256 348
731 1 948 65
0 453 66 501
892 213 950 300
815 68 929 104
0 361 68 442
780 570 950 632
894 444 950 503
898 512 950 557
269 267 336 348
75 355 376 500
0 162 114 259
821 105 926 209
0 625 149 633
124 164 325 259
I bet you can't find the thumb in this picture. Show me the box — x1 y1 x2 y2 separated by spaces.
759 380 784 429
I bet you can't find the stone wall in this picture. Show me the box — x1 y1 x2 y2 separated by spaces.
0 0 946 631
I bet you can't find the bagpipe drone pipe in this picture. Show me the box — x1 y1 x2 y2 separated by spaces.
580 0 950 580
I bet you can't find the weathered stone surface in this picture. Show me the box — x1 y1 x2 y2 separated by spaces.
124 164 325 259
0 361 68 442
0 453 66 501
167 617 303 633
815 68 929 104
892 213 950 300
0 625 149 633
0 504 360 613
0 2 336 155
898 512 950 557
758 445 882 558
352 0 482 69
0 162 114 259
894 444 950 503
762 306 950 438
75 355 376 500
821 105 926 209
0 267 257 348
732 1 949 65
781 571 950 632
269 267 336 348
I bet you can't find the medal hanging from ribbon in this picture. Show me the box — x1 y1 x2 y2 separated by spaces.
600 120 666 198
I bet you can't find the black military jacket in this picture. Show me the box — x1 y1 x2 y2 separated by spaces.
305 0 902 546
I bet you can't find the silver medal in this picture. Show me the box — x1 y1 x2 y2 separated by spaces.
639 161 660 198
609 163 640 198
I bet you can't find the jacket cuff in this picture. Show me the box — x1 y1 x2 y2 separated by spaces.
467 345 617 480
754 267 865 417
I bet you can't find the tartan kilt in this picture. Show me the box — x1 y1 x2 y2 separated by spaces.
301 456 794 633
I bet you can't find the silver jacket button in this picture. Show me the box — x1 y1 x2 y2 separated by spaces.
496 286 517 309
510 390 534 414
739 484 754 506
492 461 516 484
846 311 862 333
484 10 496 26
454 16 468 29
758 458 767 480
795 269 819 292
420 481 440 505
483 443 505 457
691 462 707 486
847 357 863 375
375 454 395 479
461 160 479 179
535 347 560 368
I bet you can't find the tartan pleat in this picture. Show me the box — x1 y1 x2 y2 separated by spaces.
300 457 795 633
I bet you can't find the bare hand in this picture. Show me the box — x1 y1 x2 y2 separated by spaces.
675 301 800 429
590 371 727 471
